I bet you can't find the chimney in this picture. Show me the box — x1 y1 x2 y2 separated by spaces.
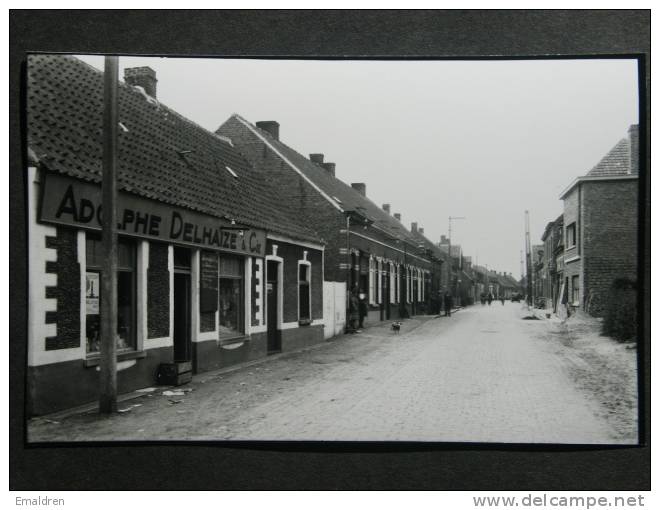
440 235 448 244
393 213 401 221
322 162 335 177
124 66 158 98
628 124 639 175
382 204 391 214
309 153 324 164
419 227 424 235
256 121 280 140
351 183 366 196
411 222 418 233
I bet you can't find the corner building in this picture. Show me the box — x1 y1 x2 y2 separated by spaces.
26 56 325 416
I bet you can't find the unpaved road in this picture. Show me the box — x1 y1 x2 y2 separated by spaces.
28 304 637 443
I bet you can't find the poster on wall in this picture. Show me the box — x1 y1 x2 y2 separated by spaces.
86 272 100 314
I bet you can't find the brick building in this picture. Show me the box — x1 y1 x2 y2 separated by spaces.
217 115 434 332
26 56 326 415
539 214 564 311
559 125 639 316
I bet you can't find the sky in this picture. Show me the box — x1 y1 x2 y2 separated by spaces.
78 56 639 277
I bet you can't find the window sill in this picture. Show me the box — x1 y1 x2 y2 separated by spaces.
219 335 248 347
298 319 312 326
84 350 146 368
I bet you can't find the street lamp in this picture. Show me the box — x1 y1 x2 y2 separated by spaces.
448 216 466 305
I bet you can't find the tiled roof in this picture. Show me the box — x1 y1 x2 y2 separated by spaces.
217 114 422 247
586 138 630 177
27 55 322 244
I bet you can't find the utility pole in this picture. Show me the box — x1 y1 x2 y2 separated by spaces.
99 56 119 414
448 216 466 305
524 210 533 309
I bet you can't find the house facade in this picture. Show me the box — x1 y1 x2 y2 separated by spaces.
27 56 326 415
217 115 435 333
559 125 639 317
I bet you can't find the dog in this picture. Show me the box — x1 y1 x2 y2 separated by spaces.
391 321 402 334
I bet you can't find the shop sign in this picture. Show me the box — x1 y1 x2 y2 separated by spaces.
40 173 266 257
86 272 100 314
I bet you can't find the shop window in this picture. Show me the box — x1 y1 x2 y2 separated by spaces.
571 275 580 306
566 222 577 249
298 263 311 323
218 254 244 339
85 234 136 355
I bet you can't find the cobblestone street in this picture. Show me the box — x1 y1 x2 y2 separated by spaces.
28 304 637 444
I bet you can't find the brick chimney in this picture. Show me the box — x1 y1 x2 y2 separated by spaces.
628 124 639 175
393 213 401 221
382 204 391 214
322 162 335 177
124 66 157 98
411 222 418 233
440 235 448 244
309 153 324 164
419 227 424 235
256 121 280 140
351 183 366 196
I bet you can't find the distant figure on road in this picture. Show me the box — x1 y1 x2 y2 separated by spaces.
480 293 486 305
500 295 505 305
444 292 453 317
487 293 493 306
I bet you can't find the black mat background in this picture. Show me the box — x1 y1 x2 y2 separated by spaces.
9 9 651 491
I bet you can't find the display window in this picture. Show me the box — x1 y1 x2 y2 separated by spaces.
218 254 244 339
85 234 136 355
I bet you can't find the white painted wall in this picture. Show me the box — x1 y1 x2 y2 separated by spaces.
27 166 84 367
323 281 346 339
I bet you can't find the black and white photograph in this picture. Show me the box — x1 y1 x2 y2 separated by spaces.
9 9 651 494
23 52 643 445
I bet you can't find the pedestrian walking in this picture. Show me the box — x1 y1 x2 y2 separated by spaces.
487 293 493 306
358 289 368 331
348 288 360 333
444 291 453 317
500 295 505 305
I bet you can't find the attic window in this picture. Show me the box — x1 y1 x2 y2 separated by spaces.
225 166 238 178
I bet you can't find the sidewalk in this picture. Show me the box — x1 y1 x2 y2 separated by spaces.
28 314 436 425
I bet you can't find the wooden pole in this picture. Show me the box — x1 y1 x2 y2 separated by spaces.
99 56 119 414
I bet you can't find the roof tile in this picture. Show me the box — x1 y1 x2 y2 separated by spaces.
27 55 322 245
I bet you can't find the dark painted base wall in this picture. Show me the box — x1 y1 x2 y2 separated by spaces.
27 346 172 417
28 325 327 417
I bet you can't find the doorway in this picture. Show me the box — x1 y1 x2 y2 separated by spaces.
266 260 281 354
173 247 192 362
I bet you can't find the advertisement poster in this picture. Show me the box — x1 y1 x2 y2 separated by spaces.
86 272 100 314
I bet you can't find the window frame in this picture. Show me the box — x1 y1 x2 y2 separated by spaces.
566 222 577 249
571 274 580 306
84 233 137 357
297 259 312 324
217 253 245 340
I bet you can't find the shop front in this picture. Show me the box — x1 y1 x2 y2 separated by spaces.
28 169 324 416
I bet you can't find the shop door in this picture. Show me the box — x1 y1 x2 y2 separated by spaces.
173 272 191 362
267 261 281 354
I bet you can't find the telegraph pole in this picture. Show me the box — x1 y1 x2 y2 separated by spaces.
524 210 533 309
99 56 119 414
448 216 466 305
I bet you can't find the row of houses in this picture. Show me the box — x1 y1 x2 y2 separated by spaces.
26 55 516 415
532 124 639 317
